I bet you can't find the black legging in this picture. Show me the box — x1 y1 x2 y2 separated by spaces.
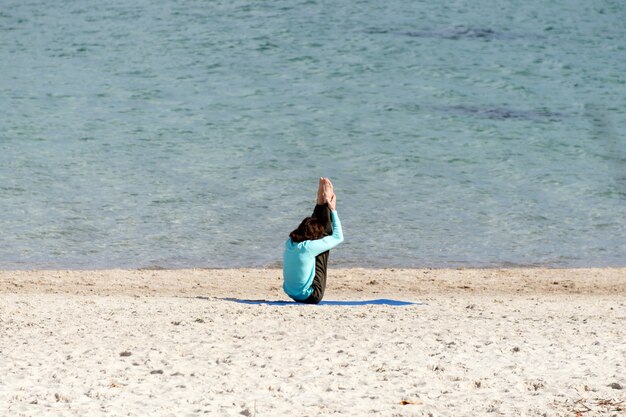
298 203 333 304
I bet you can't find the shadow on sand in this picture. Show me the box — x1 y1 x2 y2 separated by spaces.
218 298 425 306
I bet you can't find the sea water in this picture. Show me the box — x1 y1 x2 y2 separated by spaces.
1 0 625 269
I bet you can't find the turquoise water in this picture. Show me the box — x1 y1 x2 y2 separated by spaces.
1 0 625 269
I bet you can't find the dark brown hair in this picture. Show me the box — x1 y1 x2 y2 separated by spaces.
289 216 325 243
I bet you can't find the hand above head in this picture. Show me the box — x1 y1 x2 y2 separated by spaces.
322 178 334 204
328 193 337 211
316 177 325 204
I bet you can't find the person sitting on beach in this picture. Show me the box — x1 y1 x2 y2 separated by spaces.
283 178 344 304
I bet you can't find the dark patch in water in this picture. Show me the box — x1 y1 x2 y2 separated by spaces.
436 105 562 122
584 103 626 198
366 26 543 41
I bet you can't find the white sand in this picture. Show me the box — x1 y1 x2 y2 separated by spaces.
1 268 625 416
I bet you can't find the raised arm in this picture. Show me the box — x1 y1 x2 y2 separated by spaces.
306 210 343 256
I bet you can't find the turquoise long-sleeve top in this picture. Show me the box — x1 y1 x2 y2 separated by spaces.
283 210 344 300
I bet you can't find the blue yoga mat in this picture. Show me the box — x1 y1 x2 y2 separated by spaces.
222 298 423 306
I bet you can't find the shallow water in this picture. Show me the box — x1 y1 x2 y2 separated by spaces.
1 0 625 269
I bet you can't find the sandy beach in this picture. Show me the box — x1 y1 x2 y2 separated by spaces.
1 268 625 416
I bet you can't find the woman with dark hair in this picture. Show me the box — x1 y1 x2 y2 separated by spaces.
283 178 344 304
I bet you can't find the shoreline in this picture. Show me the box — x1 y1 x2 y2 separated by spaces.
1 267 625 298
